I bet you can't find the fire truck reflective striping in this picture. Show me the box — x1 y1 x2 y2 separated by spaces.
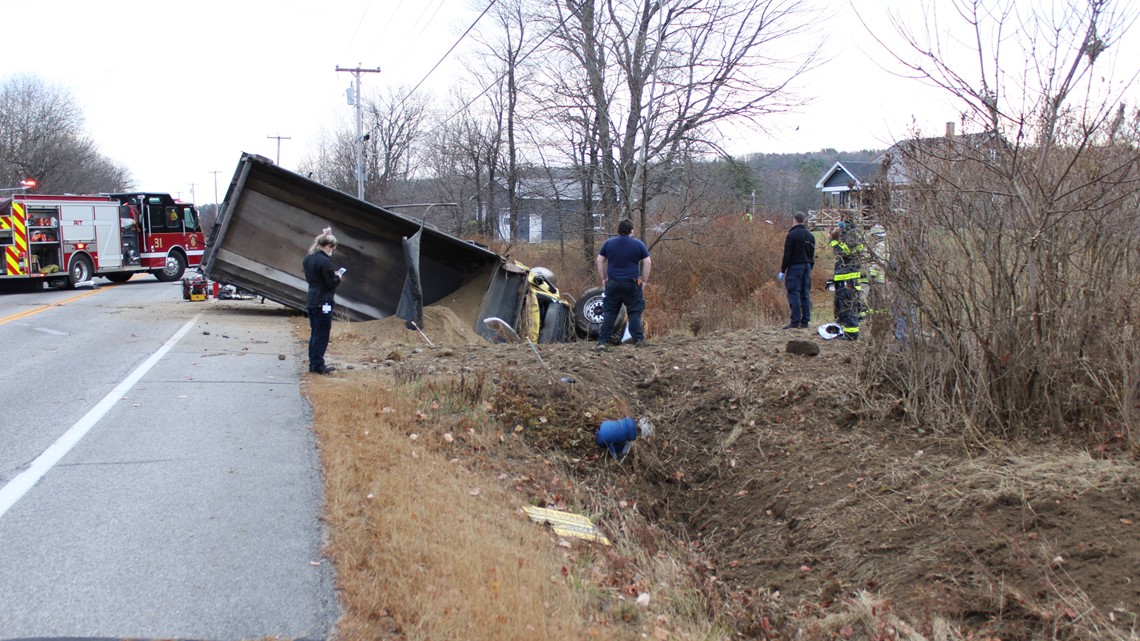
0 215 12 275
2 204 28 276
11 203 28 254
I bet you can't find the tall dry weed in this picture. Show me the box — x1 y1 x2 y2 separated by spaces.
503 216 826 337
866 125 1140 444
854 6 1140 446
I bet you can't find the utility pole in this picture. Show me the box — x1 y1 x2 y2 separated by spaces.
210 170 223 218
188 183 197 204
267 134 291 165
336 64 381 200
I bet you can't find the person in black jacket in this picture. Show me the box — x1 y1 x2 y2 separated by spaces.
302 228 344 374
778 212 816 329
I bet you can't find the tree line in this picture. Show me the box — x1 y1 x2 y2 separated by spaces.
0 74 131 194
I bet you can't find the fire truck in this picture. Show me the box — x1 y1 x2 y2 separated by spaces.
0 192 204 290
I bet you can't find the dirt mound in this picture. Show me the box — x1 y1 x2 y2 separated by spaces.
333 305 485 349
325 322 1140 638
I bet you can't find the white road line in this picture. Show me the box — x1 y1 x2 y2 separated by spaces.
0 314 201 520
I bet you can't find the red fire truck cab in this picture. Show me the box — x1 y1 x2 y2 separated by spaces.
0 192 204 290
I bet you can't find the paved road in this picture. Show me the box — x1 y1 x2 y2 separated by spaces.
0 278 336 640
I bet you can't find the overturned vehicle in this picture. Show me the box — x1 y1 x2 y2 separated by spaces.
202 153 601 343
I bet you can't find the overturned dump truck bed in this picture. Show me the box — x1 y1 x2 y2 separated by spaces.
203 153 537 340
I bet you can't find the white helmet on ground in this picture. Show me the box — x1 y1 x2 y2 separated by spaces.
818 322 844 339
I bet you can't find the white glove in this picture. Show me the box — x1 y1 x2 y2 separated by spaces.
777 272 785 282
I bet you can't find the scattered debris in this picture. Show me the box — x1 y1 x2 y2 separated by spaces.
409 321 434 346
522 505 611 545
483 317 521 343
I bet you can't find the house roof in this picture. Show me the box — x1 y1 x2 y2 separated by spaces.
881 131 1003 185
814 159 885 191
496 168 600 201
815 129 1004 191
515 176 585 200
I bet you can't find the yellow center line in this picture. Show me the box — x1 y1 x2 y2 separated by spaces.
0 289 104 326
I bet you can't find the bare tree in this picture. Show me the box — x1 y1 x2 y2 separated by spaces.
0 74 132 192
299 87 427 203
364 87 428 202
297 124 357 194
422 95 491 236
440 75 507 239
529 71 604 256
544 0 820 239
864 0 1140 441
468 0 537 241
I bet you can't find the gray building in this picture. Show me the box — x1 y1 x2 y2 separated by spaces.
495 170 600 243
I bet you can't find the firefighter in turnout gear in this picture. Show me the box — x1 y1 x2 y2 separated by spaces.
829 220 866 340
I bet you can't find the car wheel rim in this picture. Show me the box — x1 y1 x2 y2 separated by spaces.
584 298 605 324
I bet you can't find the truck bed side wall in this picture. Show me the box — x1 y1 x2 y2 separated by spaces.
203 154 503 322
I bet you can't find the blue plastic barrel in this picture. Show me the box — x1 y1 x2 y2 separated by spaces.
596 417 638 459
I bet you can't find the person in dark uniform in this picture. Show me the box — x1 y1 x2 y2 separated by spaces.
303 228 344 374
779 212 816 329
595 219 652 348
829 220 866 340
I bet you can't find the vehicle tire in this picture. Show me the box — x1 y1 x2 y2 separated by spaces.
104 272 133 283
67 254 94 289
573 286 625 339
154 251 186 282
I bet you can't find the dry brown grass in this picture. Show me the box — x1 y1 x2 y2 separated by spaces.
308 370 730 641
311 372 590 641
500 216 833 337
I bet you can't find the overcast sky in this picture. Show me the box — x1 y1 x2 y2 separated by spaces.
2 0 1136 203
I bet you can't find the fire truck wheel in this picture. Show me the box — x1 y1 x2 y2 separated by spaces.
67 254 94 289
154 251 187 282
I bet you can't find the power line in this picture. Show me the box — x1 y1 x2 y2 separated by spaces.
365 0 411 60
357 0 577 158
419 0 581 136
373 0 502 137
402 0 499 101
343 0 375 56
392 0 450 69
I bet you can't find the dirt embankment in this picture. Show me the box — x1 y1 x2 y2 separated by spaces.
324 304 1140 639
